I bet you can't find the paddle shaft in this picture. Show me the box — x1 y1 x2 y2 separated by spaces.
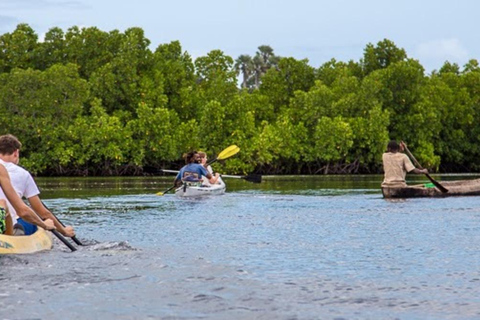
51 229 77 251
402 144 448 193
33 211 76 252
221 174 262 183
41 200 83 245
162 170 261 183
158 184 177 196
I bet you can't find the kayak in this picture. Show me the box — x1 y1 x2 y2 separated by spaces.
382 178 480 198
175 177 226 197
0 228 53 254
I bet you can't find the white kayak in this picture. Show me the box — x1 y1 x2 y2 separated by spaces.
175 177 226 197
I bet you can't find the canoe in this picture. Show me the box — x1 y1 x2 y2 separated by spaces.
0 228 53 254
175 177 226 197
382 178 480 198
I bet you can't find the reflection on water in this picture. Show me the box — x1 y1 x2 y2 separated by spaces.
1 175 480 319
35 174 480 199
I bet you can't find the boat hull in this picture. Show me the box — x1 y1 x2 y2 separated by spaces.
382 178 480 198
0 228 53 254
175 178 226 197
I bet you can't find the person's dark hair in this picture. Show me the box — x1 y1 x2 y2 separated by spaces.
387 140 400 152
183 151 198 164
0 134 22 155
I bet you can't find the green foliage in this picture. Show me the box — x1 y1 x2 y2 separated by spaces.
0 23 479 174
361 39 408 76
260 57 316 112
0 24 38 73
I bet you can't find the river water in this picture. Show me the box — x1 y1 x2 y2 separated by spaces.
1 175 479 320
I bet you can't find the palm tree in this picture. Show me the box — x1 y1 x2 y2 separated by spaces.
237 45 280 89
234 54 253 88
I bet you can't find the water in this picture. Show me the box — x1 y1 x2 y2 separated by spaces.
1 175 480 319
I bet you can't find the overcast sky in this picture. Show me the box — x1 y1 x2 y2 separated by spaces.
0 0 477 73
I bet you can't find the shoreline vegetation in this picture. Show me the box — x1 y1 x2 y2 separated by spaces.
0 24 479 176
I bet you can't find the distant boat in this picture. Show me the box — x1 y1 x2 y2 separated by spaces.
382 178 480 198
0 228 53 254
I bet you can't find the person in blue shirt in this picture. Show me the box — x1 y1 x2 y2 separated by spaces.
174 151 219 187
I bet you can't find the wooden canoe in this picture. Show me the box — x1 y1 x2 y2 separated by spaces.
382 178 480 198
0 228 53 254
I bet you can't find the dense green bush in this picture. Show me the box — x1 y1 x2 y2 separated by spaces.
0 25 479 175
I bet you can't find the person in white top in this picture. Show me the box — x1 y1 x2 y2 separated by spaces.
0 163 55 235
0 134 72 236
381 140 428 188
197 151 222 186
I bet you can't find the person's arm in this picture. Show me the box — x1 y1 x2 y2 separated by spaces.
0 166 55 230
411 168 428 174
206 172 219 184
28 195 75 237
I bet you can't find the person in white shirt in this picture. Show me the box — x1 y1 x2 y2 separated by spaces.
0 162 55 234
0 134 72 236
381 140 428 188
197 151 222 186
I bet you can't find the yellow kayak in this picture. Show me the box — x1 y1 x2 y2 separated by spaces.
0 228 53 254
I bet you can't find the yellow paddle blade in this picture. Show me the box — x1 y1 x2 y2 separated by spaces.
217 145 240 161
156 192 165 196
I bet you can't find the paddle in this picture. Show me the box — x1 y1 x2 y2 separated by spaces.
161 170 261 184
401 141 448 193
156 145 240 196
156 185 176 196
51 228 77 251
208 145 240 165
33 212 76 252
221 174 262 183
41 200 83 246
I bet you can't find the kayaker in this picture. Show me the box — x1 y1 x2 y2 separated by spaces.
197 151 221 186
0 163 55 234
0 134 68 236
174 151 220 187
381 140 428 188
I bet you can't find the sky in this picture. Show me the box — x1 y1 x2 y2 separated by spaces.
0 0 478 73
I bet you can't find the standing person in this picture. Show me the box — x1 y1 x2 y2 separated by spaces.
174 151 219 187
0 134 68 236
381 140 428 188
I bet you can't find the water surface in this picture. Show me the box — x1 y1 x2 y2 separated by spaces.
1 175 479 319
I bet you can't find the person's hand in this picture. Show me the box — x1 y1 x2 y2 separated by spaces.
43 218 56 231
421 168 429 174
400 141 406 152
63 226 75 237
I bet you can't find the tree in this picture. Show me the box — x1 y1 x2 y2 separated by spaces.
89 27 154 115
361 39 407 76
0 24 38 73
234 54 253 89
194 50 238 107
153 41 196 120
0 63 89 173
260 57 316 112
